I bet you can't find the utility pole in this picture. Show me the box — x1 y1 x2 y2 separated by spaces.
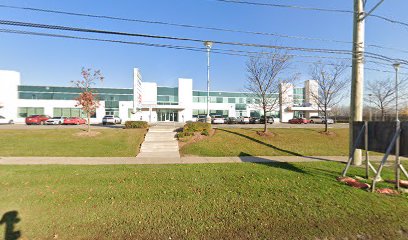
204 41 213 124
350 0 366 166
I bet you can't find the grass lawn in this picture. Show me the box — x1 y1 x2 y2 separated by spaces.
0 162 407 239
0 129 146 157
181 128 349 157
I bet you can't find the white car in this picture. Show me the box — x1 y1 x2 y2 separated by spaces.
238 116 250 124
309 116 334 124
0 115 14 124
45 116 67 125
212 116 225 124
102 115 122 125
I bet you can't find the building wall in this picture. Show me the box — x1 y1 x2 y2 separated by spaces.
0 68 320 123
178 78 193 122
0 70 20 120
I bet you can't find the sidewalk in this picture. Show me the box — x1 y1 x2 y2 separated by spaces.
0 155 405 165
0 155 351 165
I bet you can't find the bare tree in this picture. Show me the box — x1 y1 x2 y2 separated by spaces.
72 68 104 133
365 78 407 121
245 50 293 133
310 62 349 133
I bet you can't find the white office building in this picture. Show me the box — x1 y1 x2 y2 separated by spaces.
0 68 319 123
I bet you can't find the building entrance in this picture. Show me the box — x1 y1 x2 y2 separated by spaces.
157 109 178 122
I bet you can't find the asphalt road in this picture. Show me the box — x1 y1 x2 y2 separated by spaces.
0 123 125 130
0 122 349 130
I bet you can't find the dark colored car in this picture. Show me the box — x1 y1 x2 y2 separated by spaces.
63 117 87 125
260 117 275 124
288 118 310 124
25 115 51 125
249 117 261 124
226 117 238 124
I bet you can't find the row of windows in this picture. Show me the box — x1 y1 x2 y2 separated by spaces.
157 95 178 105
18 85 133 95
17 107 44 118
53 108 96 118
192 109 229 118
19 92 133 101
193 96 272 104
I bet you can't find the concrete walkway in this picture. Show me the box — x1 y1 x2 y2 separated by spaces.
136 124 180 159
0 155 352 165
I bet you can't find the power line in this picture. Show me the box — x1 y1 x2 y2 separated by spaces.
214 0 353 14
1 4 408 54
0 4 352 44
215 0 408 30
2 19 406 65
1 27 406 76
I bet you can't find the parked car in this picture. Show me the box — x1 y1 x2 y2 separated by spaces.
260 116 274 124
63 117 86 125
25 115 51 125
196 115 207 123
0 115 14 124
212 116 225 124
238 116 250 124
249 117 261 124
45 116 67 125
102 115 122 125
309 116 334 124
288 118 310 124
226 117 238 124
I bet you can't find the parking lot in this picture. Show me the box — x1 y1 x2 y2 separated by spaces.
212 122 349 129
0 123 125 130
0 122 349 130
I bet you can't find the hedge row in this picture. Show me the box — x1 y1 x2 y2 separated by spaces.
124 121 149 129
177 122 211 138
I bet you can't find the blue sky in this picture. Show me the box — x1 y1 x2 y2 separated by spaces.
0 0 407 93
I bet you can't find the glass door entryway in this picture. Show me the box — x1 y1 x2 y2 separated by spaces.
157 110 178 122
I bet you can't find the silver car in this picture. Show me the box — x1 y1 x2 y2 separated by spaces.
102 115 122 125
309 116 334 124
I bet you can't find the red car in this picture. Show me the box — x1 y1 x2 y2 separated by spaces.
25 115 51 125
63 117 87 125
288 118 310 124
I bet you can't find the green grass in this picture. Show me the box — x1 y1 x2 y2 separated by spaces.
181 128 349 157
0 162 407 239
0 129 146 157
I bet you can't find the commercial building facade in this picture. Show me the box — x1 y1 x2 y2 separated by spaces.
0 68 319 123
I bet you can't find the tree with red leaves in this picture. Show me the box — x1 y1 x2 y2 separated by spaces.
72 68 104 132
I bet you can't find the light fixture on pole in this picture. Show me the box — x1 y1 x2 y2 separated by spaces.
393 62 401 190
393 62 401 122
204 41 213 124
368 93 373 121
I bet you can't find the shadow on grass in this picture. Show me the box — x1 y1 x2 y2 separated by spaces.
219 128 303 156
238 153 307 174
0 211 21 240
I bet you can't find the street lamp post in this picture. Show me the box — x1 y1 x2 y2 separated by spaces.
368 93 373 121
393 62 401 190
204 41 213 124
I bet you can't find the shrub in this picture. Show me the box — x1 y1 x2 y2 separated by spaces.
124 121 148 129
201 129 209 136
183 122 211 133
177 122 212 139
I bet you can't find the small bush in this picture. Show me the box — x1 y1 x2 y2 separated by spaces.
124 121 148 129
184 122 211 133
177 122 211 139
201 129 209 136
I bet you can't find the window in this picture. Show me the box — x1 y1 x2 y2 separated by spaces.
228 98 236 104
216 97 223 103
235 104 246 111
53 108 95 118
239 98 245 104
18 107 44 118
